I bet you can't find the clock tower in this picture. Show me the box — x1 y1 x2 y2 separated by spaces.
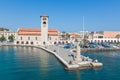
40 15 49 45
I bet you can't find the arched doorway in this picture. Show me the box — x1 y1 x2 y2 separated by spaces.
21 41 24 44
31 42 33 45
16 41 19 44
26 41 29 44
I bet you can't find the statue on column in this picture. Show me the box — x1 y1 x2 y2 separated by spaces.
75 38 83 62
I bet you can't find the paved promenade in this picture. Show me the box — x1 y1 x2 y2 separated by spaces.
47 45 76 64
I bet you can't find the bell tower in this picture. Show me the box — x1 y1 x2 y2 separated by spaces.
40 15 49 45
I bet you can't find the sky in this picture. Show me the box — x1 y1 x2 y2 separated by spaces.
0 0 120 32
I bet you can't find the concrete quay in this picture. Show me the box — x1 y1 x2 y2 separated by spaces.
39 45 80 70
41 45 103 70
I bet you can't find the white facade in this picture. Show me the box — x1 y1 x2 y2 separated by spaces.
48 36 59 45
41 15 48 45
15 35 41 45
14 15 59 46
0 30 17 41
88 31 120 43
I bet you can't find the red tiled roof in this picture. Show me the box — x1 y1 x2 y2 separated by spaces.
18 28 58 36
70 33 76 38
104 31 120 38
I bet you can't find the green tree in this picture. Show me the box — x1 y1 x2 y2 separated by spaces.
8 35 14 42
0 27 9 31
66 33 70 40
0 35 6 42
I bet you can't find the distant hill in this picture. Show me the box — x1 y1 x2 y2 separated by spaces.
0 27 9 31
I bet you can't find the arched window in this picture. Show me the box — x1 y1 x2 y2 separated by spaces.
43 18 46 20
43 21 46 24
54 42 56 44
31 42 33 44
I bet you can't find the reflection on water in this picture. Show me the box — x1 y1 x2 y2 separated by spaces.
0 46 120 80
0 46 63 80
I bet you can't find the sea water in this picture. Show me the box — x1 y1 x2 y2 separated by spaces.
0 46 120 80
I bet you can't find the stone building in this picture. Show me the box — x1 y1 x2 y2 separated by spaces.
14 15 59 45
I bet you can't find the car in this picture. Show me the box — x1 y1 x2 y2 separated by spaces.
112 46 119 49
63 45 70 49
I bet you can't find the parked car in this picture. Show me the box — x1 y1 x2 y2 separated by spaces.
63 45 70 49
112 46 119 49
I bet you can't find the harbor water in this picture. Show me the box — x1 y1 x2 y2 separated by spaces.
0 46 120 80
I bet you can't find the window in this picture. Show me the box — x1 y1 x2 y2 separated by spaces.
21 37 22 40
35 37 37 40
94 36 97 38
98 36 103 38
31 42 33 44
43 18 46 20
54 42 56 44
43 22 46 24
49 37 51 40
28 37 30 40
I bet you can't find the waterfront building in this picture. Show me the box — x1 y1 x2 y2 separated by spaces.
58 32 78 44
0 30 17 41
14 15 59 45
88 31 120 43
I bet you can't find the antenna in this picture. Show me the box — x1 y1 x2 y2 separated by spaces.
83 16 84 39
